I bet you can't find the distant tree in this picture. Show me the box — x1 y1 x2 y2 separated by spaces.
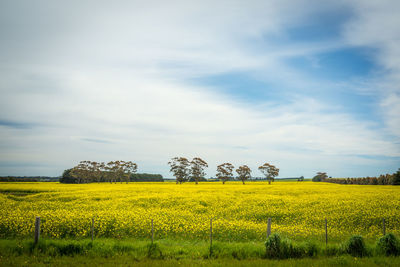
298 176 304 182
236 165 251 185
60 168 76 183
258 163 279 185
61 160 136 184
312 172 328 182
216 163 235 184
122 161 138 183
393 168 400 185
70 161 91 183
105 161 124 183
168 157 190 184
130 173 164 182
190 157 208 184
87 161 105 183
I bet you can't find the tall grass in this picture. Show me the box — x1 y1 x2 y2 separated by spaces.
1 233 399 260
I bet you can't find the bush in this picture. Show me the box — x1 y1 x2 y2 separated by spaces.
377 233 400 256
304 241 318 257
265 233 282 258
147 243 163 259
345 235 368 257
265 233 310 259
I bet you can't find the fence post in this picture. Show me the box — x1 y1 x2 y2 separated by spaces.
91 218 94 241
210 218 213 246
209 218 213 256
34 216 40 244
325 218 328 246
383 218 386 236
151 219 154 244
267 218 271 238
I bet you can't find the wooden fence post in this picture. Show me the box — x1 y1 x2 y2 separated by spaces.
325 218 328 246
151 219 154 244
91 218 94 241
209 218 213 256
34 216 40 244
383 218 386 236
267 218 271 238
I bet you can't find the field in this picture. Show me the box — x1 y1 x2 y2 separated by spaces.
1 181 399 242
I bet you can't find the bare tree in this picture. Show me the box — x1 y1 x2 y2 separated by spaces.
168 157 190 184
236 165 251 185
190 157 208 184
258 163 279 185
216 163 234 184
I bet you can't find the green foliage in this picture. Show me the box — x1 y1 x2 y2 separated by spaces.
312 172 328 182
2 235 400 263
131 173 164 182
344 235 368 257
323 169 399 185
376 233 400 256
189 176 207 182
265 233 282 258
147 242 163 259
60 168 76 184
393 169 400 185
264 233 316 259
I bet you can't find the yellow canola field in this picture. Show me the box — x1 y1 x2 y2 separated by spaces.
0 181 399 242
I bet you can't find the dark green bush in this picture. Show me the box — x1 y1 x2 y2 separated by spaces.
265 233 311 259
345 235 368 257
147 243 163 259
304 241 318 257
265 233 282 258
377 233 399 256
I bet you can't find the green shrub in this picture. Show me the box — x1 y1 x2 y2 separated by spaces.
345 235 368 257
265 233 282 258
304 241 318 257
377 233 400 256
265 233 311 259
147 243 163 259
324 244 343 256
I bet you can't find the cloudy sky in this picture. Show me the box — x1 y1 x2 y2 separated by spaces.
0 0 399 178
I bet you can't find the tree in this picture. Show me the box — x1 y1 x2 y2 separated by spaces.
122 161 138 183
216 163 234 184
393 168 400 185
236 165 251 185
258 163 279 185
298 176 304 182
312 172 328 182
87 161 105 183
168 157 190 184
60 168 76 183
70 161 91 183
190 157 208 184
105 161 116 183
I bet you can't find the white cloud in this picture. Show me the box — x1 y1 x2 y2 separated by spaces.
0 0 399 177
343 0 400 138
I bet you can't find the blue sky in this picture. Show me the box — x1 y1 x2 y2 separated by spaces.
0 0 399 178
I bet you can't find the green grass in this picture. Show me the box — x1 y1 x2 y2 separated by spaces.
0 235 399 266
2 254 400 266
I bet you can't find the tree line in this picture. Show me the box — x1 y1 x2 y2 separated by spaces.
312 169 400 185
168 157 279 184
60 160 138 184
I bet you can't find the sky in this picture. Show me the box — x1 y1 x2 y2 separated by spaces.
0 0 399 178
